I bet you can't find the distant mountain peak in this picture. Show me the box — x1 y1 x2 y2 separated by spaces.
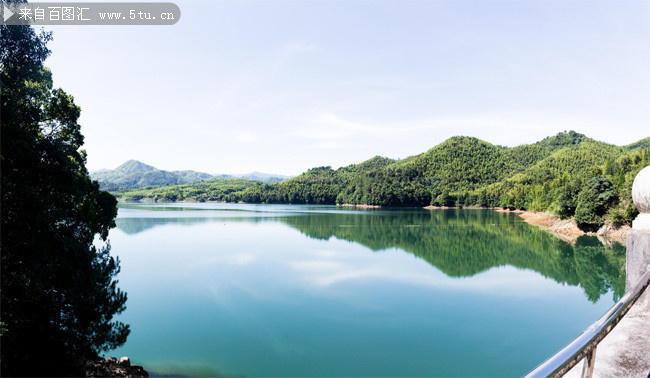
91 160 213 190
91 160 293 190
230 171 293 182
114 160 157 174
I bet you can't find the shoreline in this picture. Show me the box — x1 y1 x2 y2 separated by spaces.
514 210 630 242
337 203 381 209
117 199 630 241
423 205 485 210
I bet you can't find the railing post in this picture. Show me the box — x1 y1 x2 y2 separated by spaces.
627 165 650 313
580 347 596 378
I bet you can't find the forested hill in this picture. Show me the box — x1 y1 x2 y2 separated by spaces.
112 131 650 230
91 160 212 190
91 160 291 190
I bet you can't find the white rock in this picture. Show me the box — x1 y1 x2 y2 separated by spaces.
119 356 130 366
632 165 650 230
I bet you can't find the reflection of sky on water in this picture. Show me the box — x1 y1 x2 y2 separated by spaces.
117 202 377 218
109 203 621 377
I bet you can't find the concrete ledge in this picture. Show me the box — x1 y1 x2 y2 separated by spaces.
564 288 650 378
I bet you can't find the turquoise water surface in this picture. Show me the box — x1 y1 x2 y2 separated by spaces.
108 203 625 377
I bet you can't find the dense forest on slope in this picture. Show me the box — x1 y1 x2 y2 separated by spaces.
111 131 650 230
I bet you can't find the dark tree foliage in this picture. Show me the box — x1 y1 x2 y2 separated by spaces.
1 25 128 375
574 176 618 231
536 130 586 147
556 178 583 219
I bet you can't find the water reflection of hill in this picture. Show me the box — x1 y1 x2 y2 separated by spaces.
278 209 626 303
115 217 265 235
115 218 210 235
115 209 625 302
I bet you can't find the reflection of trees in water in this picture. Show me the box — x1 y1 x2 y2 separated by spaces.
571 238 625 302
115 209 625 302
279 209 626 303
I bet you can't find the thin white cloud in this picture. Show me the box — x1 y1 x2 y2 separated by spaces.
293 113 375 139
291 110 636 149
232 131 261 143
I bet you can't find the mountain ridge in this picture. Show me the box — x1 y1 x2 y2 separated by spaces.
91 161 291 190
110 130 649 231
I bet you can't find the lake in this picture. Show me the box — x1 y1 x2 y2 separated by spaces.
107 203 625 377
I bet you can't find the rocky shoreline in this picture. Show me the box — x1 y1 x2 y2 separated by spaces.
85 357 148 377
424 206 630 240
509 210 630 242
337 203 382 209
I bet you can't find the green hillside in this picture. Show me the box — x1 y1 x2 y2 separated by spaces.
111 131 650 230
338 155 396 173
112 178 259 202
625 137 650 150
112 159 156 175
93 160 292 190
91 160 213 190
331 136 515 206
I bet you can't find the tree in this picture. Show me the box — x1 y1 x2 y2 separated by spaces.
1 25 129 375
555 178 582 219
574 175 618 231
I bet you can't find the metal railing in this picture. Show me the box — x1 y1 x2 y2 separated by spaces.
525 266 650 378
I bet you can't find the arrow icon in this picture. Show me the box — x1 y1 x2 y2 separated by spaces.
3 5 14 22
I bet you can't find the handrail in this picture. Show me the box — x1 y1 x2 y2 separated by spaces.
525 266 650 378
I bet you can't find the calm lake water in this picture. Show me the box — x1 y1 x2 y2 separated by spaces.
108 203 626 377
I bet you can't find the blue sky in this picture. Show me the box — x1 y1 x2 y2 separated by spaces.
45 0 650 175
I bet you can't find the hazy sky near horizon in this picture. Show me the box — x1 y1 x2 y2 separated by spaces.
45 0 650 175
